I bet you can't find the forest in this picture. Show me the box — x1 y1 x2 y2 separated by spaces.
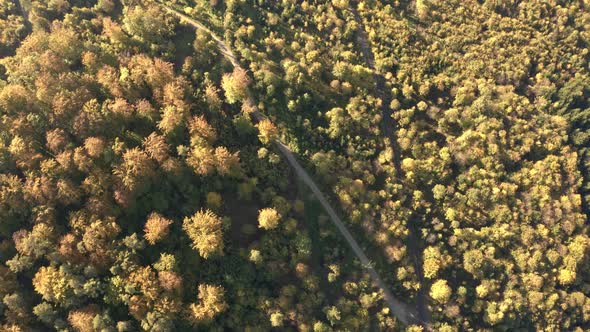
0 0 589 331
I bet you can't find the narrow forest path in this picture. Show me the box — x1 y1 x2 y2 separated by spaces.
14 0 29 25
350 4 431 328
159 5 422 327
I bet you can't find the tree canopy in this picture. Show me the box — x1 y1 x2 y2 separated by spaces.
0 0 589 330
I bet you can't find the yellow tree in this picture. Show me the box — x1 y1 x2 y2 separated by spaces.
32 266 73 305
214 147 241 176
188 115 217 146
257 119 278 145
204 84 222 110
187 284 227 323
83 137 106 159
143 132 170 163
186 145 216 176
158 105 186 134
68 305 99 332
144 212 173 245
113 148 155 191
430 279 452 303
45 129 69 153
182 210 224 259
258 208 281 230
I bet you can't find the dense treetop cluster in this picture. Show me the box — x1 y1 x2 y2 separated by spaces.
0 0 589 331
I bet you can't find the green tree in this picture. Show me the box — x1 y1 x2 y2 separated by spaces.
221 68 250 104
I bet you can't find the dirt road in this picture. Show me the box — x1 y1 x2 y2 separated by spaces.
350 4 431 327
161 5 422 326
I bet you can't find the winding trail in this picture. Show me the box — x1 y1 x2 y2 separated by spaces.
160 5 421 326
350 4 431 327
